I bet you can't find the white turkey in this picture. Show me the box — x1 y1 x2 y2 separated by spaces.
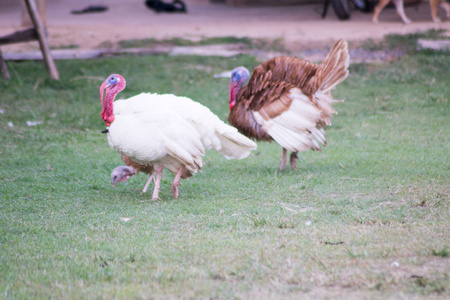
100 74 257 200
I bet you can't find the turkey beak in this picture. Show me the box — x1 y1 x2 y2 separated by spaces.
100 81 110 106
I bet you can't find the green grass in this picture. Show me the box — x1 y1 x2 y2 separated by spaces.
51 44 80 50
0 36 449 299
117 36 254 48
115 36 287 52
360 29 450 52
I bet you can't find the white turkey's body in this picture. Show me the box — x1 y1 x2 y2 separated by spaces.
107 92 257 177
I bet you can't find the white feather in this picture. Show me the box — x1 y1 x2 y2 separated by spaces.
252 88 326 152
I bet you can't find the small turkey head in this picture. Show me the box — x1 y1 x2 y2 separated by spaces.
229 67 249 109
111 166 136 188
100 74 126 127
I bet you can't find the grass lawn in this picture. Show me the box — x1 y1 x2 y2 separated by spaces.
0 33 449 299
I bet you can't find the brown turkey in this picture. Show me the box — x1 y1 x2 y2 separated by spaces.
228 39 350 170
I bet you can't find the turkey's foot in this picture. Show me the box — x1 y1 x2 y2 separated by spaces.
171 165 185 199
142 173 155 193
152 165 164 200
290 152 298 170
280 148 287 171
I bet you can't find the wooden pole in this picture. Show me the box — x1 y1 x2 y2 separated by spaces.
0 28 38 45
0 48 11 79
23 0 59 80
21 0 47 27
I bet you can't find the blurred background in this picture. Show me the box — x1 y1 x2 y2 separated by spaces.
1 0 449 54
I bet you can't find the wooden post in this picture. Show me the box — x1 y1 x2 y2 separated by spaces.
23 0 59 80
0 48 11 79
0 28 39 45
21 0 47 27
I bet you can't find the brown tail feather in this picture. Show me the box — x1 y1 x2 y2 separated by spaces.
313 39 350 94
308 40 350 125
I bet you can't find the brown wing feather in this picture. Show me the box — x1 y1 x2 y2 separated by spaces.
258 92 293 121
229 57 319 140
241 57 320 112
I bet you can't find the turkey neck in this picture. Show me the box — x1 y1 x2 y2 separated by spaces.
228 97 272 142
101 87 116 127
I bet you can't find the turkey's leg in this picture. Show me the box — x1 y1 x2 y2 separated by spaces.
290 152 298 170
280 148 287 171
142 173 155 193
171 165 185 199
152 165 164 200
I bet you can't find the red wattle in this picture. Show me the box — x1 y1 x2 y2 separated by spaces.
100 82 108 106
229 83 239 109
101 89 115 126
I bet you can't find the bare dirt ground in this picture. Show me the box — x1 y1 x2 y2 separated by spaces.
0 0 449 54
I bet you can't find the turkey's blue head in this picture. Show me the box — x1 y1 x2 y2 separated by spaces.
100 74 126 106
229 67 250 109
100 74 126 127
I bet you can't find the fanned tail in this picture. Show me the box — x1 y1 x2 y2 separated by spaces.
214 125 258 160
311 39 350 125
315 39 350 94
